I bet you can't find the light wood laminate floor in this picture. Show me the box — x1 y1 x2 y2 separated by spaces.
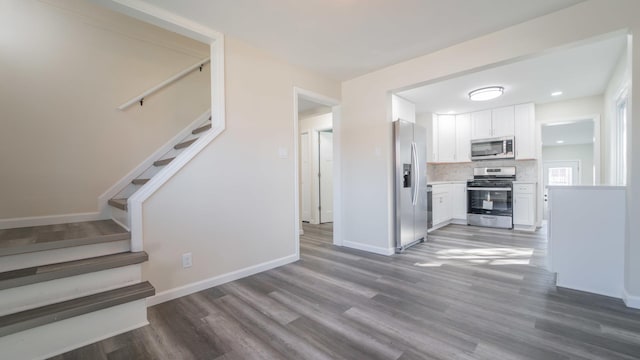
53 224 640 359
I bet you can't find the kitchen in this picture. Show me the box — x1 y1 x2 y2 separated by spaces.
391 32 632 304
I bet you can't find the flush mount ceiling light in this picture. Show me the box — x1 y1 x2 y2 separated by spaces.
468 86 504 101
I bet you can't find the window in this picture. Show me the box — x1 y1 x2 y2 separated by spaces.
548 167 573 186
616 96 628 186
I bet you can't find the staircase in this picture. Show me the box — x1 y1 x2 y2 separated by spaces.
0 220 154 360
0 110 214 359
108 114 213 227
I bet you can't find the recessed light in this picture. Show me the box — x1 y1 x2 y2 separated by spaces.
469 86 504 101
556 140 564 144
551 91 563 96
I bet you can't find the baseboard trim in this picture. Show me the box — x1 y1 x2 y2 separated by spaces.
146 254 299 306
622 289 640 309
342 241 395 256
0 212 104 230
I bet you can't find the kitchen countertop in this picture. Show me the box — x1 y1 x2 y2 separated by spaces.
428 180 469 185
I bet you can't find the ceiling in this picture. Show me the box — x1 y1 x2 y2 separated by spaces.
542 120 594 146
127 0 584 80
397 34 627 115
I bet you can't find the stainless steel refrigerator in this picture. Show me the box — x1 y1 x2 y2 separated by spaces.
393 120 428 252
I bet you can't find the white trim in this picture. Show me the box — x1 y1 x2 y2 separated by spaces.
342 241 395 256
293 88 341 254
622 289 640 309
92 1 226 253
97 110 211 218
0 212 103 230
118 58 210 110
146 254 298 306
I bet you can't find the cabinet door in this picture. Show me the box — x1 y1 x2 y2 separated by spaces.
455 114 471 162
514 103 536 159
513 184 536 226
435 115 456 162
432 193 444 225
491 106 515 138
452 183 467 219
431 114 439 162
470 110 492 140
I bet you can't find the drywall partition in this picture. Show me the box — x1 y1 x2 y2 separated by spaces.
142 36 340 302
339 0 640 305
0 0 210 222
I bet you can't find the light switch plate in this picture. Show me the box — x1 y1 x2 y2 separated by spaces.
182 253 193 268
278 147 289 159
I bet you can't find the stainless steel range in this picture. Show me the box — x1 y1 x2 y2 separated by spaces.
467 167 515 229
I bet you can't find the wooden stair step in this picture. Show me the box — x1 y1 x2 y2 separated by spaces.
131 178 149 185
192 124 211 134
153 157 175 167
174 138 198 150
0 220 130 257
108 198 128 211
0 281 155 337
0 251 148 291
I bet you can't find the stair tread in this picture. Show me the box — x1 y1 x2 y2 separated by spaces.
174 138 198 150
153 157 175 167
0 220 130 257
131 178 149 185
192 124 212 134
0 251 148 291
0 281 155 337
108 198 128 211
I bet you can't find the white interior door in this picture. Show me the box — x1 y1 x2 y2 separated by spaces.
300 133 311 222
319 131 333 223
543 160 580 219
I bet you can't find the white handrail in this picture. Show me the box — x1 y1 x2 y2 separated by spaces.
117 57 210 110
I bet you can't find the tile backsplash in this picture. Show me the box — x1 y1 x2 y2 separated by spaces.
427 159 538 182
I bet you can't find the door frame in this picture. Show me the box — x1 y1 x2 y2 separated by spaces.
318 129 334 224
536 114 600 226
293 88 341 258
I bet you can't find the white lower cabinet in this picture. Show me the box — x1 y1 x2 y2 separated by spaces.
432 184 451 226
431 183 467 229
513 183 536 230
452 183 467 220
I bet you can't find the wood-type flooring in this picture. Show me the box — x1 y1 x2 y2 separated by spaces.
52 223 640 359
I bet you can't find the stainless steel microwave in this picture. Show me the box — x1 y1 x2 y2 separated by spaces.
470 137 514 161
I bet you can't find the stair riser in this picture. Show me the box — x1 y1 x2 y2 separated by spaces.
0 300 148 360
0 264 141 316
111 206 130 229
0 240 130 273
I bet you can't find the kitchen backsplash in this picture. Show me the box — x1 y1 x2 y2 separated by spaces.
427 159 538 182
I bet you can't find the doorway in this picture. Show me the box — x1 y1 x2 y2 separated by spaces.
294 88 341 254
540 119 597 220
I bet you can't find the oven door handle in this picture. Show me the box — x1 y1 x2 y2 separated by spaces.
467 187 512 191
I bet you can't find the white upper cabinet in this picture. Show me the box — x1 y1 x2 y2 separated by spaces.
514 103 536 160
432 114 471 163
491 106 515 138
470 106 515 140
455 114 471 162
434 115 456 162
471 110 492 139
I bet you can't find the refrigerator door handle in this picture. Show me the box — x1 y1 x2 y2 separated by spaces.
411 142 419 206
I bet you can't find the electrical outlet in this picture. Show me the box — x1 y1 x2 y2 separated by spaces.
182 253 193 268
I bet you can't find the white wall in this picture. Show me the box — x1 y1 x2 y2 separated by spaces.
339 0 640 302
141 36 340 294
0 0 210 219
543 144 595 185
299 113 333 224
